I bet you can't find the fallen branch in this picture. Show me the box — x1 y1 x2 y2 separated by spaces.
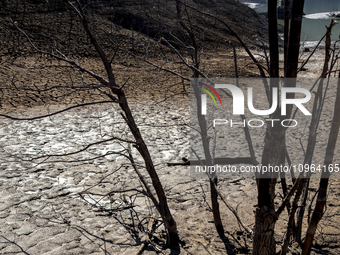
136 214 157 255
167 157 255 166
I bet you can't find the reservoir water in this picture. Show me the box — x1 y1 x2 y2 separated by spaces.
256 0 340 41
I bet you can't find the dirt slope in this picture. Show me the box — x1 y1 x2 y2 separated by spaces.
0 0 268 57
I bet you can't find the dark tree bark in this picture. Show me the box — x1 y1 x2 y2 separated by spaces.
284 0 291 74
253 1 281 254
254 128 285 255
253 1 305 254
175 0 225 235
71 0 179 245
302 62 340 255
295 21 335 244
285 0 305 79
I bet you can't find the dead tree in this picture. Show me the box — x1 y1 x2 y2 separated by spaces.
174 0 225 236
2 0 179 246
302 23 340 255
253 1 305 254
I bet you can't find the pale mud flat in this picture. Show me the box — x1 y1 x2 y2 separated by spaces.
1 64 340 254
0 97 257 255
287 43 340 79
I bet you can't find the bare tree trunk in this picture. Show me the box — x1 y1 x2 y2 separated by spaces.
192 69 224 235
268 0 279 79
175 0 224 234
192 79 224 234
281 177 304 255
302 66 340 255
253 1 305 254
284 0 290 75
285 0 305 79
253 1 280 254
254 128 285 255
118 92 179 245
295 179 309 243
295 20 334 243
71 1 179 245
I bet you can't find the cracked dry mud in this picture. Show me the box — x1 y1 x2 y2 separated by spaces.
1 49 340 254
1 94 340 255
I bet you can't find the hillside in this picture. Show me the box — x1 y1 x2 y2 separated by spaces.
0 0 268 57
0 0 269 108
2 1 340 255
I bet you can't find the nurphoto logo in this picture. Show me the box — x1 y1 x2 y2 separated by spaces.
199 82 311 116
194 79 312 129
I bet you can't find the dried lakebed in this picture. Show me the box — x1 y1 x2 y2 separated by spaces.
0 95 340 254
0 99 193 254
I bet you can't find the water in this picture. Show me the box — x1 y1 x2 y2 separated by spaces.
256 0 340 41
